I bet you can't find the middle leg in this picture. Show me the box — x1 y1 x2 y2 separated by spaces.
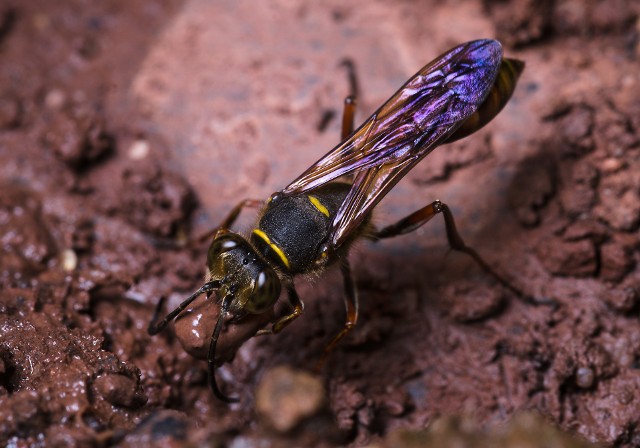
316 258 359 370
257 280 304 335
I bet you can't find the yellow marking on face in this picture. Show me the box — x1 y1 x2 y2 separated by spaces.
252 229 290 269
308 195 330 217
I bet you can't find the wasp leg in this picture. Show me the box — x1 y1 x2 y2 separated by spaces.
149 199 263 250
148 280 221 335
373 200 526 300
340 57 358 140
317 110 336 133
341 96 357 140
317 58 358 134
340 58 359 101
194 199 263 244
207 293 238 403
316 258 358 370
336 95 358 186
257 281 304 335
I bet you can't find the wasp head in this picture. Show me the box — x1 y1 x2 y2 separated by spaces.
207 231 282 316
201 230 281 402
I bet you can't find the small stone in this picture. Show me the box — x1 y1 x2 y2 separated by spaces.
575 366 595 389
61 249 77 272
44 89 66 109
255 366 325 433
128 139 150 160
601 157 624 174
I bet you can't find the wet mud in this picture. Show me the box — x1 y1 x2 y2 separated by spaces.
1 0 639 446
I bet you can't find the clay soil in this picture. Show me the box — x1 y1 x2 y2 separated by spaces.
1 0 639 447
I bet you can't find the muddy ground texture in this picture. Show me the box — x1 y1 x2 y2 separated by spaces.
1 0 640 447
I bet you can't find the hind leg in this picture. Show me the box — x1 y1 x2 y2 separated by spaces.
372 200 528 300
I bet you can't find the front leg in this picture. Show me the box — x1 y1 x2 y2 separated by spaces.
194 198 264 244
147 280 221 335
257 280 304 335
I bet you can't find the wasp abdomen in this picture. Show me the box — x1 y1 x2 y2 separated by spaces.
445 57 524 143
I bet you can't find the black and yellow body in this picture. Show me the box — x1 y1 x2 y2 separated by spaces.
251 183 361 275
147 39 526 403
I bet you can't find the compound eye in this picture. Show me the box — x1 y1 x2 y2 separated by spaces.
207 234 240 265
268 193 280 204
246 268 281 314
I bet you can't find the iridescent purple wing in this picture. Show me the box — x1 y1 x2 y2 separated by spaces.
282 40 504 251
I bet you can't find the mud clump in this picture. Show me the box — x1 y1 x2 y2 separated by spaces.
93 373 148 409
42 109 114 170
172 292 275 363
113 163 196 238
0 184 57 278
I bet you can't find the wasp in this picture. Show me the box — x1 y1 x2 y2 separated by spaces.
148 39 524 402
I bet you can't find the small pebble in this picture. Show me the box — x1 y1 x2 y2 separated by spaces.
255 366 325 433
575 366 595 389
45 89 66 109
61 249 78 272
128 139 150 160
600 157 623 174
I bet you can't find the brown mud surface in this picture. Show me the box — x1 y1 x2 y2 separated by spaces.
1 0 639 446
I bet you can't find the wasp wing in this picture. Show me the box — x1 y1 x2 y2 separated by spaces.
282 40 504 250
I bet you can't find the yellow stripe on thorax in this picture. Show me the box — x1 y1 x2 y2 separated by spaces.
251 229 290 269
308 195 330 217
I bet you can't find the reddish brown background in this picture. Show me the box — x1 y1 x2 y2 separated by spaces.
0 0 639 446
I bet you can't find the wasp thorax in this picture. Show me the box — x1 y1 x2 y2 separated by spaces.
206 232 281 315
